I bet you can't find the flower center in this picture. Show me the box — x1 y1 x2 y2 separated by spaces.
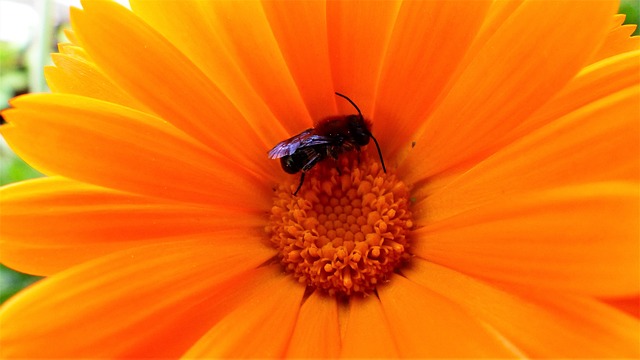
266 151 413 296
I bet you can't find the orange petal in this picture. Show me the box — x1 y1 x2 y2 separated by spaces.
412 182 639 297
63 28 79 45
587 14 639 64
413 83 639 222
401 0 618 178
261 0 337 121
474 0 525 42
326 0 401 115
0 177 267 276
56 43 94 67
497 49 640 152
0 240 275 358
71 2 279 178
195 0 315 131
373 0 492 162
404 259 640 357
1 94 272 207
183 270 304 358
602 296 640 318
285 290 341 358
378 275 519 357
128 0 294 143
340 294 399 358
130 0 312 135
45 53 149 112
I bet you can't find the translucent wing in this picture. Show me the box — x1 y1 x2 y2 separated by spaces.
268 129 332 159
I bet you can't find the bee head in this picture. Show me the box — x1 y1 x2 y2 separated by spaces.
347 115 371 146
334 92 386 173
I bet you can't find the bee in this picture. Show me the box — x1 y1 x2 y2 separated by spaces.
268 92 386 195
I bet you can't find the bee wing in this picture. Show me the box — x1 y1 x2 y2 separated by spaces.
268 130 332 159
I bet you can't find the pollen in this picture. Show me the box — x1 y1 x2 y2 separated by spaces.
266 152 413 296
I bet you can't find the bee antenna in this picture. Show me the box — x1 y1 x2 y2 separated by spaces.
335 92 363 119
335 92 386 173
369 133 387 173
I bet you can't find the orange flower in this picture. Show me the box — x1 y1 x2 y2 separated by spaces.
1 0 639 358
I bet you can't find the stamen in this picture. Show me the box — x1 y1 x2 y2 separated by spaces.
266 152 413 296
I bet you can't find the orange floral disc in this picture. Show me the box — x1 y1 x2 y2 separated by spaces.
267 150 413 296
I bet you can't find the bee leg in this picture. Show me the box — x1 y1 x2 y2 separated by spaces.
293 172 306 196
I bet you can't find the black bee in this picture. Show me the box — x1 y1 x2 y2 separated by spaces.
268 92 386 195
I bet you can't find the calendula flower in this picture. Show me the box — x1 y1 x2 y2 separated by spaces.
1 0 638 357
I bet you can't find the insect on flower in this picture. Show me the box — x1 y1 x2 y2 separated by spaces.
268 92 386 196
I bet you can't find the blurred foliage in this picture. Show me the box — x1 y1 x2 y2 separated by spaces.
0 264 41 304
1 38 43 304
620 0 640 36
0 42 29 109
0 149 43 186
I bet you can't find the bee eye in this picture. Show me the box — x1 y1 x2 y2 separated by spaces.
354 131 370 146
349 125 369 145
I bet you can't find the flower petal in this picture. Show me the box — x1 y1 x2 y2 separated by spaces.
339 294 399 358
62 28 79 45
285 290 341 358
0 177 267 276
71 2 278 178
45 52 149 112
401 0 618 177
182 270 304 358
497 50 640 153
0 240 275 358
378 275 520 357
326 0 401 113
412 83 639 223
128 0 298 141
404 259 640 357
1 94 272 207
373 0 492 161
587 14 639 64
261 0 337 121
602 296 640 318
195 0 316 131
412 183 639 297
